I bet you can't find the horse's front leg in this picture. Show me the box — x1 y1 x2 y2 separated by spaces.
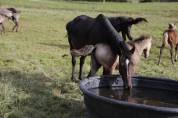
71 55 77 81
79 56 86 80
119 64 128 89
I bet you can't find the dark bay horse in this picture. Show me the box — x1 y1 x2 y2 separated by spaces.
158 23 178 65
66 14 147 81
86 35 152 89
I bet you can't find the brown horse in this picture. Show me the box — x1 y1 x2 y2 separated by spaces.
158 23 178 65
87 35 152 89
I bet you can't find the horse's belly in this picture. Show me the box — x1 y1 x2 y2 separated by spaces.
95 44 118 70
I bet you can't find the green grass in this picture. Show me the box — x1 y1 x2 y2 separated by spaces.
0 0 177 118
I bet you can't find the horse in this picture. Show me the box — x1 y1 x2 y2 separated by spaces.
158 23 178 65
66 14 146 81
0 7 20 34
84 35 152 89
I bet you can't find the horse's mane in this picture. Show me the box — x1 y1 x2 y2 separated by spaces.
128 35 151 45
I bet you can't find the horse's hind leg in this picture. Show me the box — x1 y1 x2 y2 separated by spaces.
12 17 19 32
158 44 165 65
79 56 86 80
12 21 18 32
175 45 178 62
169 43 174 64
71 55 77 81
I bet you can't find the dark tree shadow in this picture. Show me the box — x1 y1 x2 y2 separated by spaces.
0 70 85 118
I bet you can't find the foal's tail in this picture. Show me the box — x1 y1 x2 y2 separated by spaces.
7 8 21 22
162 31 169 46
70 45 95 56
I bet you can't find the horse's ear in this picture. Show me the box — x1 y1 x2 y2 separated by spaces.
129 45 135 54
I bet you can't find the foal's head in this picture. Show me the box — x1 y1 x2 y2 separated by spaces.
119 35 152 89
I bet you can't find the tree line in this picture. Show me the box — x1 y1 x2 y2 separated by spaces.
65 0 177 2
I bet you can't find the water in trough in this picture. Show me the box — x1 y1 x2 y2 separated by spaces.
90 87 178 108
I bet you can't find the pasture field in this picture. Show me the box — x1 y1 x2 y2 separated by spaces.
0 0 177 118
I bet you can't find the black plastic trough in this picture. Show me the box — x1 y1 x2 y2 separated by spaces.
79 75 178 118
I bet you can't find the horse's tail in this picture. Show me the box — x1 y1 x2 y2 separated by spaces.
7 8 21 22
7 8 21 14
162 31 169 46
131 17 148 25
70 45 95 56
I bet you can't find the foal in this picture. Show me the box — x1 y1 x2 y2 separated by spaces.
88 35 152 89
0 7 20 33
158 23 178 65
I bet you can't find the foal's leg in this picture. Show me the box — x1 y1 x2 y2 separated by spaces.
0 23 5 34
87 54 101 77
127 64 135 90
103 68 112 75
169 43 174 64
174 45 178 62
79 56 86 80
158 44 165 65
71 55 77 81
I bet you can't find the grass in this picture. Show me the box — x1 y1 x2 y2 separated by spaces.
0 0 177 118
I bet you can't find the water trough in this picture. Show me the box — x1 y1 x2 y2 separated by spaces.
80 75 178 118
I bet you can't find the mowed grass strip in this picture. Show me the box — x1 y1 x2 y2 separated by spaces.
0 0 177 118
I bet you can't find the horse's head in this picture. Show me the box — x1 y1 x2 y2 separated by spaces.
118 46 135 90
143 36 152 58
168 23 176 30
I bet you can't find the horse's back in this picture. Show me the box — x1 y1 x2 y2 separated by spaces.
66 15 96 49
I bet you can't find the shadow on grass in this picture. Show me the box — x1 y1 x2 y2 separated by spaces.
0 70 85 118
39 43 69 49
